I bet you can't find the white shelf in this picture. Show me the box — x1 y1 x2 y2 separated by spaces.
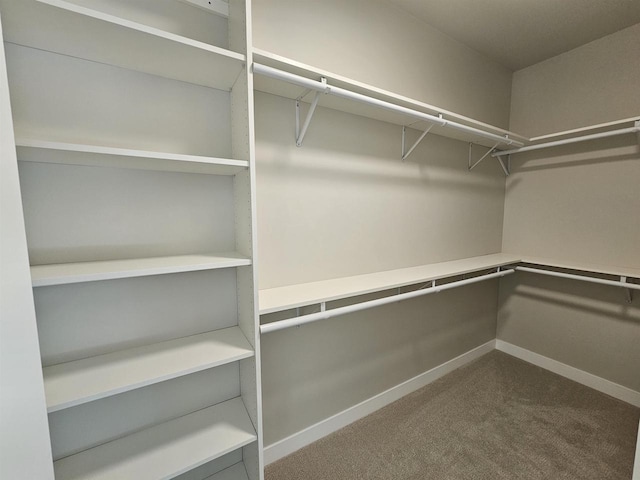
253 49 527 149
53 397 257 480
16 140 249 176
31 253 251 287
529 116 640 142
0 0 245 90
518 255 640 279
259 253 521 314
44 326 254 412
205 463 250 480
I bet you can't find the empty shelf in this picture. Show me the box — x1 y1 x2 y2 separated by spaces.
205 463 249 480
44 326 254 412
0 0 245 90
259 253 521 314
31 253 252 287
518 255 640 279
253 49 527 149
53 397 257 480
16 140 249 175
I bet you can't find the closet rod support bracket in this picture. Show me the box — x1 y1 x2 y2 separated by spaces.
621 276 633 303
402 123 435 161
295 77 327 147
469 142 500 171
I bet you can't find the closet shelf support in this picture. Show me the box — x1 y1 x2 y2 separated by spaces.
621 276 634 303
469 142 500 171
402 122 435 161
295 78 326 147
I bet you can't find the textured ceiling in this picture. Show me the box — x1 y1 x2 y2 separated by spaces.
387 0 640 70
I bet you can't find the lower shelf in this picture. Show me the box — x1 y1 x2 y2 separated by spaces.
206 463 250 480
53 397 257 480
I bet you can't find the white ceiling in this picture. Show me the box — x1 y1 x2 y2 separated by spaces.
387 0 640 71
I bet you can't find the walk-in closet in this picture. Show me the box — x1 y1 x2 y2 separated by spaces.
1 1 639 479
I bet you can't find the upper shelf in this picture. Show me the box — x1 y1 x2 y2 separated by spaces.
252 49 527 149
259 253 521 315
0 0 245 90
16 139 249 175
31 253 252 287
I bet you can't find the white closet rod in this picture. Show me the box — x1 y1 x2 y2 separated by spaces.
252 63 524 148
516 266 640 290
260 269 514 334
493 122 640 157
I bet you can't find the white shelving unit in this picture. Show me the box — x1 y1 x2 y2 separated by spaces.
0 0 262 478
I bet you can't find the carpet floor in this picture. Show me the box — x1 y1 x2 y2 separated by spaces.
265 351 639 480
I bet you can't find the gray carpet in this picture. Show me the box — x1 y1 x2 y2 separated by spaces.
265 351 639 480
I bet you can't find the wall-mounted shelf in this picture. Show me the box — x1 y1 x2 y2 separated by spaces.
259 253 521 315
0 0 245 90
53 397 257 480
31 253 251 287
16 140 249 176
44 326 254 412
493 118 640 158
252 49 526 150
518 255 640 280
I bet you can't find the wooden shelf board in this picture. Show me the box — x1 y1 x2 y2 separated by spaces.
518 255 640 279
44 326 254 412
31 253 252 287
16 139 249 175
53 398 257 480
253 49 527 149
1 0 245 90
259 253 521 315
204 463 250 480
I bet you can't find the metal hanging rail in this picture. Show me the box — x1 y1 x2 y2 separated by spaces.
492 121 640 157
515 266 639 303
253 63 524 149
260 268 515 334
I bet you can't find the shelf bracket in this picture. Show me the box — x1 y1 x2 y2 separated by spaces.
469 142 500 171
621 276 633 303
402 123 435 161
497 155 510 176
295 78 327 147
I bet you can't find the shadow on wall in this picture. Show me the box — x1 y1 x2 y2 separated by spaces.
498 271 640 324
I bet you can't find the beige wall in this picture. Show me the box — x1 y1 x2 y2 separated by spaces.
499 23 640 391
253 0 514 447
252 0 512 129
510 23 640 137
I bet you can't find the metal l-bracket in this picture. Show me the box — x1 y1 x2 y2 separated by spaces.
497 155 510 176
469 142 500 171
295 77 327 147
621 276 633 303
402 123 434 161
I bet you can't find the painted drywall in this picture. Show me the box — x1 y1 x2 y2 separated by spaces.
252 0 512 129
256 92 507 289
499 23 640 392
261 280 499 445
510 23 640 137
255 80 508 445
253 0 515 448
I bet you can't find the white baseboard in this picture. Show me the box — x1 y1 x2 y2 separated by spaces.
634 419 640 480
495 340 640 408
263 339 496 465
